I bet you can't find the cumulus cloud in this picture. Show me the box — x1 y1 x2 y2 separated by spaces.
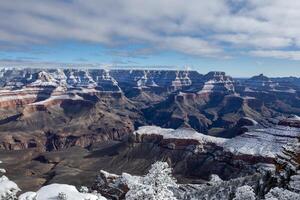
250 50 300 61
0 0 300 60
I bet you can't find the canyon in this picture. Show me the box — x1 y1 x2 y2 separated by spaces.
0 68 299 198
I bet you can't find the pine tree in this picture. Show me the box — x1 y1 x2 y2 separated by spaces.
233 185 256 200
125 161 178 200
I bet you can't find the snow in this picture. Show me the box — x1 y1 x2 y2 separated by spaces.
101 70 119 86
170 71 192 89
28 71 60 87
19 183 107 200
0 159 106 200
137 72 149 88
0 176 20 199
19 192 37 200
233 185 256 200
198 78 234 94
51 69 67 81
198 80 215 94
287 115 300 121
29 79 58 87
125 162 178 200
243 96 256 100
223 126 300 158
265 187 300 200
150 79 159 87
134 126 228 145
29 94 84 105
135 125 299 158
0 160 20 199
271 88 296 93
0 168 6 173
242 117 258 125
209 174 223 184
0 94 37 101
100 170 119 179
0 87 61 101
244 87 255 92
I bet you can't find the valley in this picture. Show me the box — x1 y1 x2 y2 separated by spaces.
0 68 300 199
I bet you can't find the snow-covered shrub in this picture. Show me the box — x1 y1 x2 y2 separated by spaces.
57 192 67 200
265 187 300 200
233 185 256 200
209 174 223 185
79 186 89 193
125 161 178 200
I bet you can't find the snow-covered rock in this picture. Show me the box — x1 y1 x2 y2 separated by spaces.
233 185 256 200
134 126 227 145
223 126 300 158
19 183 106 200
198 71 235 94
265 187 300 200
209 174 223 185
0 160 20 199
278 115 300 128
0 176 20 199
134 125 299 159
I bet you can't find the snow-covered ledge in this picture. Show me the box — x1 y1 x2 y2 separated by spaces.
0 160 20 199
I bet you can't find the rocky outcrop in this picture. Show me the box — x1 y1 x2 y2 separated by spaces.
129 126 294 180
0 131 46 150
92 170 129 200
275 138 300 193
199 71 235 94
278 115 300 128
89 123 300 199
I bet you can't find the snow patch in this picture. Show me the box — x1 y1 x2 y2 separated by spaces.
19 184 106 200
134 126 227 145
0 175 20 199
223 126 300 158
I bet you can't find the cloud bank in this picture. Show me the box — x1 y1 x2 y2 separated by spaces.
0 0 300 60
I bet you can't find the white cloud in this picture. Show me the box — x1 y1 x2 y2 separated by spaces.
162 36 223 56
0 0 300 60
250 50 300 61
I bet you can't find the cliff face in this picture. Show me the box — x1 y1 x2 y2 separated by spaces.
0 89 139 151
88 123 300 199
1 122 299 193
130 125 299 179
275 138 300 193
1 68 300 140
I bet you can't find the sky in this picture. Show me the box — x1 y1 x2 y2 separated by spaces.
1 0 300 77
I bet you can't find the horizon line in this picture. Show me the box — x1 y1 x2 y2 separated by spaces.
0 65 299 79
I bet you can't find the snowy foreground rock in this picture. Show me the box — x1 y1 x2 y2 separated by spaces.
0 160 20 200
0 175 20 199
0 160 106 200
19 184 107 200
92 161 300 200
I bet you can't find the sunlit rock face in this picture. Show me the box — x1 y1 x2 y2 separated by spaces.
198 71 235 94
1 68 300 145
278 115 300 128
130 125 299 180
275 135 300 193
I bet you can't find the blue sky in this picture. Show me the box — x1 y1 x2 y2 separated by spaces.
0 0 300 77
